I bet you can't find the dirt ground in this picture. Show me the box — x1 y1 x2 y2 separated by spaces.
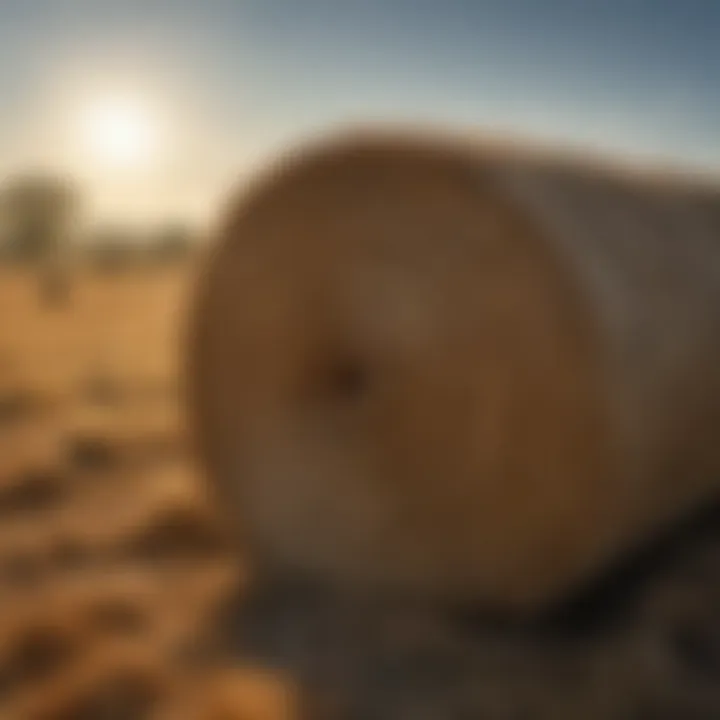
0 264 719 719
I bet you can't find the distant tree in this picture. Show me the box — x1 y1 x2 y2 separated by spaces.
85 226 140 273
146 223 196 264
0 174 80 262
0 174 81 306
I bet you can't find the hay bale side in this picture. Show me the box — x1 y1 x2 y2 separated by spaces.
186 128 720 612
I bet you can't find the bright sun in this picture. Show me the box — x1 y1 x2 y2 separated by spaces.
78 95 160 170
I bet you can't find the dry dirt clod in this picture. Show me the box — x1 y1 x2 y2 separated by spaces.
0 470 68 518
67 435 121 471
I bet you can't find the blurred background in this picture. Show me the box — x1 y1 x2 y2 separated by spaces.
1 1 719 241
0 2 718 718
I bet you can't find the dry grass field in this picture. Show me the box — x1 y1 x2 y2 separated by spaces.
0 263 719 719
0 264 308 719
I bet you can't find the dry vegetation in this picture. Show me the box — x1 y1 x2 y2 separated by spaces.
0 263 719 719
0 265 305 719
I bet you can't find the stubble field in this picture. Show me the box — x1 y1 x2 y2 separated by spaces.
0 265 306 719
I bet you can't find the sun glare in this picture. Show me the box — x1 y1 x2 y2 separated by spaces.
78 95 160 170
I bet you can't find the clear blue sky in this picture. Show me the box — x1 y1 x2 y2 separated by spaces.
0 0 718 223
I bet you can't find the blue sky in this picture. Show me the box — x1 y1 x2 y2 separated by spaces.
0 0 718 223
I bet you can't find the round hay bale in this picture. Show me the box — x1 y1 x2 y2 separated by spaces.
185 127 720 611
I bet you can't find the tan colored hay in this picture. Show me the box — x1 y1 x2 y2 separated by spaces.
186 127 720 611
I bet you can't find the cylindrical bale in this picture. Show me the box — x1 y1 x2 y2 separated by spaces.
186 128 720 612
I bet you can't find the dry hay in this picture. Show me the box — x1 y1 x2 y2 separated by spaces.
187 127 720 611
